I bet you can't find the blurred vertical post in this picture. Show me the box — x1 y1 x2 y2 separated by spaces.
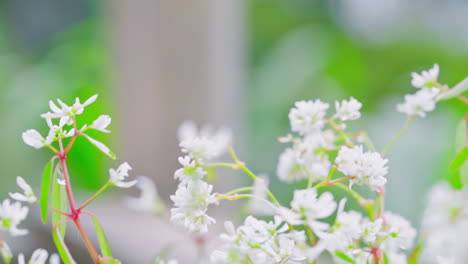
109 0 245 198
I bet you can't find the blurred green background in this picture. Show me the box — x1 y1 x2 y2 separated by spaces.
0 0 467 262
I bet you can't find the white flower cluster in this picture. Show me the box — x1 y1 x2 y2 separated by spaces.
170 121 231 233
278 97 362 183
336 145 388 190
309 200 416 264
397 64 441 117
18 249 59 264
420 183 468 263
210 216 307 264
22 94 115 158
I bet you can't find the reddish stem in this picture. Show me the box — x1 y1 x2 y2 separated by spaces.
58 140 101 264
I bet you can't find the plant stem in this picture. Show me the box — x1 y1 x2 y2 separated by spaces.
58 138 100 264
328 120 353 147
382 116 415 156
223 186 254 196
228 146 281 206
79 182 111 211
74 216 100 264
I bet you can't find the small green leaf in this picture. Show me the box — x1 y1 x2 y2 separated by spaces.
51 165 68 236
40 160 54 223
335 250 356 264
53 228 76 264
438 77 468 100
449 147 468 173
382 253 390 264
91 216 113 258
455 119 468 185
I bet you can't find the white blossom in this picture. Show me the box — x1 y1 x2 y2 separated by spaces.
411 64 439 88
9 176 37 203
212 216 305 264
277 148 308 182
174 156 207 183
381 212 417 251
178 121 231 162
420 183 468 263
288 100 329 135
22 129 53 149
18 249 59 264
124 176 165 215
335 145 388 190
335 97 362 121
90 115 111 133
109 162 137 188
290 189 336 233
170 180 217 233
0 199 29 236
397 87 439 117
41 94 98 125
248 175 274 215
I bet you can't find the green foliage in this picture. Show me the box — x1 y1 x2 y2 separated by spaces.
51 165 68 236
53 228 76 264
334 250 356 264
40 160 54 223
91 216 113 258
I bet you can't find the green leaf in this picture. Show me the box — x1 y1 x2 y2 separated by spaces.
53 228 76 264
91 216 113 258
456 119 468 185
439 77 468 100
449 147 468 173
40 160 54 223
334 250 356 264
382 253 390 264
51 165 68 236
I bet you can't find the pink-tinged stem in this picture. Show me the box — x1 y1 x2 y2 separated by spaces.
58 137 101 264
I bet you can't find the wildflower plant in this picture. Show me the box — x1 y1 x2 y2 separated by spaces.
0 64 467 264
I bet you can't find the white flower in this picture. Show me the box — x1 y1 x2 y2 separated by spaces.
290 189 336 233
41 94 98 124
381 212 417 251
83 134 116 159
335 97 362 121
18 249 59 264
249 175 274 215
0 199 29 236
22 129 53 149
361 218 383 244
321 199 363 252
420 183 468 262
213 216 305 264
170 180 217 233
277 148 308 182
109 162 137 188
411 64 439 88
397 87 439 117
288 100 329 135
124 176 165 215
9 176 37 203
174 156 207 183
335 145 388 190
295 135 331 179
152 258 178 264
90 115 111 133
178 121 232 162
